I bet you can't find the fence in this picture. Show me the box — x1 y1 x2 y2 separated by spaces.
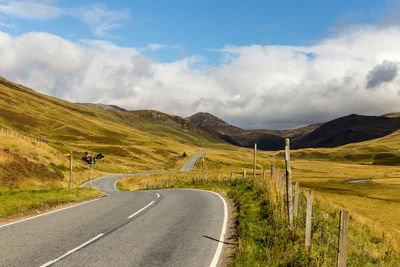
143 140 400 266
0 126 46 143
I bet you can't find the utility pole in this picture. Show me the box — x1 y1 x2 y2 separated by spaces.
69 151 73 189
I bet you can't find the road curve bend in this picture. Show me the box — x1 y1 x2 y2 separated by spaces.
0 151 228 267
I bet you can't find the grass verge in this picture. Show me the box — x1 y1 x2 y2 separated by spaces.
118 170 400 266
0 185 101 220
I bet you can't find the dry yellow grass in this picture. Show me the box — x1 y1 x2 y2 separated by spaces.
0 131 103 187
291 158 400 249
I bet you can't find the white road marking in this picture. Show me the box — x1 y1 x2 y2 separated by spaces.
209 191 228 267
156 193 160 198
113 180 118 191
127 201 155 219
171 188 228 267
40 233 104 267
0 196 108 229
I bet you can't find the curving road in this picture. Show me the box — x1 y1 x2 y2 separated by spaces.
0 151 228 267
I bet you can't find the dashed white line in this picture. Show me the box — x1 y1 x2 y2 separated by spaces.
40 233 104 267
127 201 155 219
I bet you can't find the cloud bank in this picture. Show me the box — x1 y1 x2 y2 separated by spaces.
1 25 400 129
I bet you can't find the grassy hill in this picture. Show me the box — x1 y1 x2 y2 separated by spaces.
0 76 226 174
0 75 228 220
0 130 103 219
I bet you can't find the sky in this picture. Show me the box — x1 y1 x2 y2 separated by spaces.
1 1 400 129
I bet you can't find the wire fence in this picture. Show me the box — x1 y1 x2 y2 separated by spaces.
0 126 46 143
278 167 400 266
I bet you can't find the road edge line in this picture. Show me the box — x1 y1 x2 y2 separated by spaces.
210 191 228 267
0 195 109 229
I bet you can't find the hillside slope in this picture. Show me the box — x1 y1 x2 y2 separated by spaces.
0 76 225 174
293 114 400 148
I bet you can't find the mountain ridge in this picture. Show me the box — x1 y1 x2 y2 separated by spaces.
187 111 400 150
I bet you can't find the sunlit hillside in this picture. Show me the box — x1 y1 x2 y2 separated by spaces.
0 76 226 174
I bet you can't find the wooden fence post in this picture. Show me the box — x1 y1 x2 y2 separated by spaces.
263 167 266 180
305 190 313 249
218 172 220 181
243 169 246 179
337 210 349 267
230 171 233 183
285 138 293 230
253 143 257 178
293 182 299 218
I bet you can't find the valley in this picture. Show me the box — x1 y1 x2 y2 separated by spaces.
1 75 400 265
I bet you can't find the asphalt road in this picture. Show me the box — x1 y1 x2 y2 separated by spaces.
0 151 227 267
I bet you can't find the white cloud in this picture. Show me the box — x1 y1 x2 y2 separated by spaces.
0 1 131 38
0 1 61 20
140 43 168 52
73 3 131 38
2 25 400 129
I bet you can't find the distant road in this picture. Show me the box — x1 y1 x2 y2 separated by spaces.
180 151 205 172
0 151 228 267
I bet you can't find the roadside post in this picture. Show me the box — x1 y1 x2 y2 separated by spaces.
285 138 293 230
89 154 94 188
202 157 205 177
69 151 73 189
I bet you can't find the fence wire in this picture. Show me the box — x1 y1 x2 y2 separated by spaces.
349 220 400 257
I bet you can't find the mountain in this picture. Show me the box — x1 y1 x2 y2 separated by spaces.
187 112 319 150
187 112 400 150
293 114 400 148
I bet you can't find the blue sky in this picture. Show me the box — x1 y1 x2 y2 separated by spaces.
1 1 400 129
0 0 392 64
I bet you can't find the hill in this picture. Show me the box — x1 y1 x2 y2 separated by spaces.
0 76 225 175
77 103 127 111
188 112 400 150
293 114 400 148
